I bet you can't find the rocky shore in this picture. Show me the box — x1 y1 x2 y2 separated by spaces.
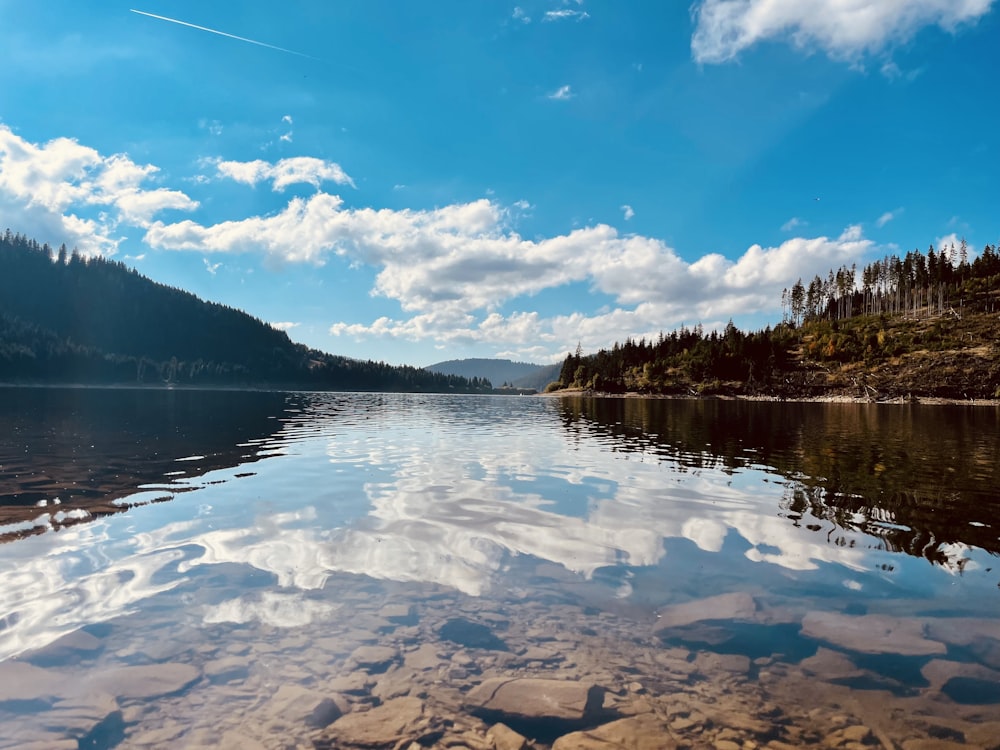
545 387 1000 407
2 578 998 749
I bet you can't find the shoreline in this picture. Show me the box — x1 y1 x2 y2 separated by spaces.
542 387 1000 407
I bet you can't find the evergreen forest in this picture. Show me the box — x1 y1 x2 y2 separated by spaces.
0 231 490 392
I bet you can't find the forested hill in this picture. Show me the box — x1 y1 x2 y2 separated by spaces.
553 241 1000 401
0 231 485 392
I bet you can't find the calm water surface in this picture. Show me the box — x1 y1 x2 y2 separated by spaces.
0 387 998 748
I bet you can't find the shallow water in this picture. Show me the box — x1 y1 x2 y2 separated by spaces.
0 388 998 748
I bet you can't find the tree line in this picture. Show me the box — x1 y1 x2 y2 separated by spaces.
556 323 794 394
782 240 1000 326
555 239 1000 396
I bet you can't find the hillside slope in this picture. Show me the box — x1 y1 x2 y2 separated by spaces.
0 231 484 392
552 242 1000 401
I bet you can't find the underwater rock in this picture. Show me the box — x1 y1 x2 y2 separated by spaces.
0 661 65 703
654 593 757 630
26 629 103 666
439 618 509 651
551 713 676 749
95 663 201 700
349 645 400 673
204 656 250 683
317 696 432 748
798 648 864 680
467 677 605 723
487 721 531 750
264 684 342 729
800 612 947 656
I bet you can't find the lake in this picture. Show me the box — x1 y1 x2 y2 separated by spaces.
0 387 998 749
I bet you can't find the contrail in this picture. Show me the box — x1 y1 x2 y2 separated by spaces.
130 8 319 60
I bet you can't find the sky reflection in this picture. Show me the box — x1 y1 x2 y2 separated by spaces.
0 392 995 662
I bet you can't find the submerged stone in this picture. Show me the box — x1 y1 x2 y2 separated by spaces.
798 648 864 680
349 645 400 673
26 629 103 666
0 662 65 703
404 643 443 671
800 612 947 656
378 604 418 625
439 618 508 651
265 684 342 729
466 677 605 723
487 721 530 750
921 659 1000 694
204 656 250 683
551 713 677 749
317 696 431 748
94 663 201 700
654 592 757 630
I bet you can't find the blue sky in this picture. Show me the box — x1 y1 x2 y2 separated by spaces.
1 1 998 366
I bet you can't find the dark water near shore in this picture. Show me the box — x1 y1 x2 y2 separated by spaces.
0 387 998 748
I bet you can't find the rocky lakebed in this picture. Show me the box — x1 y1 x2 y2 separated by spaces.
1 575 998 750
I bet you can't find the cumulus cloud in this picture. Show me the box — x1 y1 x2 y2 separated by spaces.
270 321 300 331
781 216 806 232
0 125 198 254
691 0 996 64
621 204 635 221
144 188 872 359
215 156 355 191
547 84 574 100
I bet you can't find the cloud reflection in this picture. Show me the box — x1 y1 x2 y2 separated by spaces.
0 395 927 660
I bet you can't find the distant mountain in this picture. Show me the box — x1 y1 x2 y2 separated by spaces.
425 358 561 390
0 230 487 393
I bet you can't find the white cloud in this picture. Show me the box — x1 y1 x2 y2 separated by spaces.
271 321 300 331
0 125 198 254
204 258 222 275
879 60 924 81
512 6 531 23
279 114 294 143
547 84 574 100
934 233 966 261
144 189 871 360
215 157 355 191
876 208 902 227
781 216 806 232
691 0 996 64
544 9 590 22
621 204 635 221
